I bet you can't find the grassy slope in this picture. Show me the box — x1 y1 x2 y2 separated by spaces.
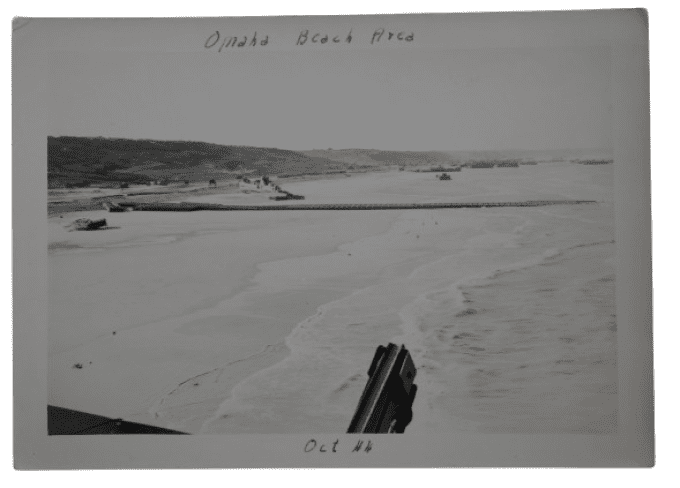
48 136 612 187
48 136 348 187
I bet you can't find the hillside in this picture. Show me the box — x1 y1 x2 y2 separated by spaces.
299 149 452 168
48 137 613 188
47 136 348 188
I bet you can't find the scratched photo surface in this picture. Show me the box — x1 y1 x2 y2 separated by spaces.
47 33 616 435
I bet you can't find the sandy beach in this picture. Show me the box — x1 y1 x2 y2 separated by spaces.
48 162 616 434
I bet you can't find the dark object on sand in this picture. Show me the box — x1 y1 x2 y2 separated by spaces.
347 343 417 434
72 363 83 369
47 405 188 435
437 173 451 180
66 218 108 231
103 201 131 212
270 190 305 201
209 179 217 187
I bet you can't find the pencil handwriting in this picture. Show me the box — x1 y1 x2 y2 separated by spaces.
296 29 353 46
204 28 414 50
204 31 269 51
303 438 374 453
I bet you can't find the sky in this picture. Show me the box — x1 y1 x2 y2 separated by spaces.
48 45 612 152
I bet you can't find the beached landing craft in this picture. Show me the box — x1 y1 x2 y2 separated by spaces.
65 218 108 231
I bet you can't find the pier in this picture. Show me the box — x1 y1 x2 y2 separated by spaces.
117 200 598 212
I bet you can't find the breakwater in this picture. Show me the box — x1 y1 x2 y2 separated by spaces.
117 200 597 212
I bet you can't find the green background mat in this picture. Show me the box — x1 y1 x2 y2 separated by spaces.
7 0 668 478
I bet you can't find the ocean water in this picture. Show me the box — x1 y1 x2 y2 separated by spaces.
415 234 616 434
199 199 616 434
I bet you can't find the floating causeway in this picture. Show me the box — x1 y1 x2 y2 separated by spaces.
118 200 598 212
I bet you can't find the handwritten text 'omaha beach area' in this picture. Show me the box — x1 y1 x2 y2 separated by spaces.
204 28 414 51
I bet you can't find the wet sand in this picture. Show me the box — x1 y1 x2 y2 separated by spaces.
48 163 616 433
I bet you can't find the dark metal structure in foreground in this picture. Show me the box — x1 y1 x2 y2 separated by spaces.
347 343 418 434
49 344 417 434
47 406 187 435
117 200 596 212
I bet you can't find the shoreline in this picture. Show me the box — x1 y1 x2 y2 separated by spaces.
406 207 616 434
398 246 570 433
47 171 365 217
194 201 615 434
148 207 438 433
48 164 616 434
48 195 406 427
194 206 540 433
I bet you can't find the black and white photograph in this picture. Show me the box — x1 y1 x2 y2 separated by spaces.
13 8 653 468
